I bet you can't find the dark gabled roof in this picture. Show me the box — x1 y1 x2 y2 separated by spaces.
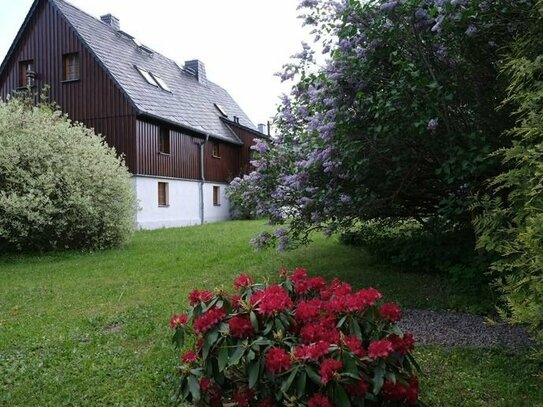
44 0 257 144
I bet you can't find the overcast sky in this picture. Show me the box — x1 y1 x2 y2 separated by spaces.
0 0 310 126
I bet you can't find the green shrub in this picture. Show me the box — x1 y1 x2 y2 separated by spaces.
474 1 543 348
342 218 491 291
0 96 137 251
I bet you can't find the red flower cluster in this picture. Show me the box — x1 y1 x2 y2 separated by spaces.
379 302 402 322
252 285 293 316
189 289 213 306
193 306 226 334
294 341 330 361
346 379 369 397
169 314 188 329
300 315 340 344
233 387 254 407
343 335 366 357
308 393 333 407
320 278 352 300
265 347 292 374
388 333 415 355
234 274 254 290
368 339 394 359
319 358 342 385
295 299 322 323
381 376 419 405
181 350 198 364
228 315 255 338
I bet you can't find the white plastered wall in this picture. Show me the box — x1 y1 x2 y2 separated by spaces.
133 176 230 229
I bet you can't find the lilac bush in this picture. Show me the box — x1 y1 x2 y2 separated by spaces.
227 0 533 250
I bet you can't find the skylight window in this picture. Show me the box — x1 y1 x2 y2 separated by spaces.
151 73 170 92
214 103 228 117
136 66 158 87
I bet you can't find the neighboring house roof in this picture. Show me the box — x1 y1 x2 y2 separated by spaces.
3 0 258 144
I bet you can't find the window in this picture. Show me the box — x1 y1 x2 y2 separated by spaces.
213 186 221 206
136 66 158 87
150 73 170 91
19 60 34 87
159 127 170 154
158 182 169 207
212 141 220 158
63 53 80 81
214 103 228 117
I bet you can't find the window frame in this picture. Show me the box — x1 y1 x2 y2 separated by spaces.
159 127 170 155
62 53 80 82
211 141 220 159
158 182 169 207
18 60 34 88
213 186 221 206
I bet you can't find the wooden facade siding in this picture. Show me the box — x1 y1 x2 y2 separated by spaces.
136 119 201 180
0 0 137 170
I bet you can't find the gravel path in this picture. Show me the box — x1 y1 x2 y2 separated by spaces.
398 309 533 351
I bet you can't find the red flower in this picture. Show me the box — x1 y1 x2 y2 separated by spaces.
199 377 212 392
319 358 342 385
234 274 254 290
343 335 366 357
300 316 339 344
295 299 322 323
308 393 333 407
229 315 255 338
388 333 415 355
231 294 241 309
193 306 226 334
381 376 419 405
379 303 402 322
345 379 369 397
181 350 198 364
320 278 352 300
265 347 292 374
169 314 188 329
189 289 214 306
252 285 293 316
290 267 308 284
368 339 394 359
295 276 327 295
233 387 254 407
294 341 330 361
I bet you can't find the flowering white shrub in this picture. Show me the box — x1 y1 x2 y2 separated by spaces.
0 97 136 251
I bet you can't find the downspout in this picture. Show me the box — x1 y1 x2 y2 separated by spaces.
197 135 209 225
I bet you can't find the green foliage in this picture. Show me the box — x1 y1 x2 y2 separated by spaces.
0 96 136 251
342 218 492 301
474 1 543 348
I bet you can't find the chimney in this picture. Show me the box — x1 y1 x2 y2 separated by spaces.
185 60 207 86
258 123 266 134
100 14 120 31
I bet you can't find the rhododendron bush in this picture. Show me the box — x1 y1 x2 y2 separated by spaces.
170 269 421 406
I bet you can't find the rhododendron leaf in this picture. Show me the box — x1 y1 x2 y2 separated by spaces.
372 364 386 395
248 360 260 389
229 346 245 367
280 366 299 393
390 325 403 335
250 311 259 330
305 365 323 386
349 320 362 338
337 315 347 328
203 329 219 359
247 350 256 362
187 375 201 401
296 372 307 398
333 383 351 407
343 353 358 375
407 352 422 373
263 321 274 335
218 346 228 372
274 318 285 332
341 372 360 380
172 328 185 348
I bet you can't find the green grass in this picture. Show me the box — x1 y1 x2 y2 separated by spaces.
0 220 541 406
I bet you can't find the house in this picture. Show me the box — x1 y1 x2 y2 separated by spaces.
0 0 267 229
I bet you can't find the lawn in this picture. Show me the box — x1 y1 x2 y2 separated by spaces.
0 220 541 406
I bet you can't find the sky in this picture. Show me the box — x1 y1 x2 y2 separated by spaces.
0 0 311 126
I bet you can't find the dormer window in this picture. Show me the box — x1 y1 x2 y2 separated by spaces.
19 60 34 87
151 73 170 92
63 53 80 81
